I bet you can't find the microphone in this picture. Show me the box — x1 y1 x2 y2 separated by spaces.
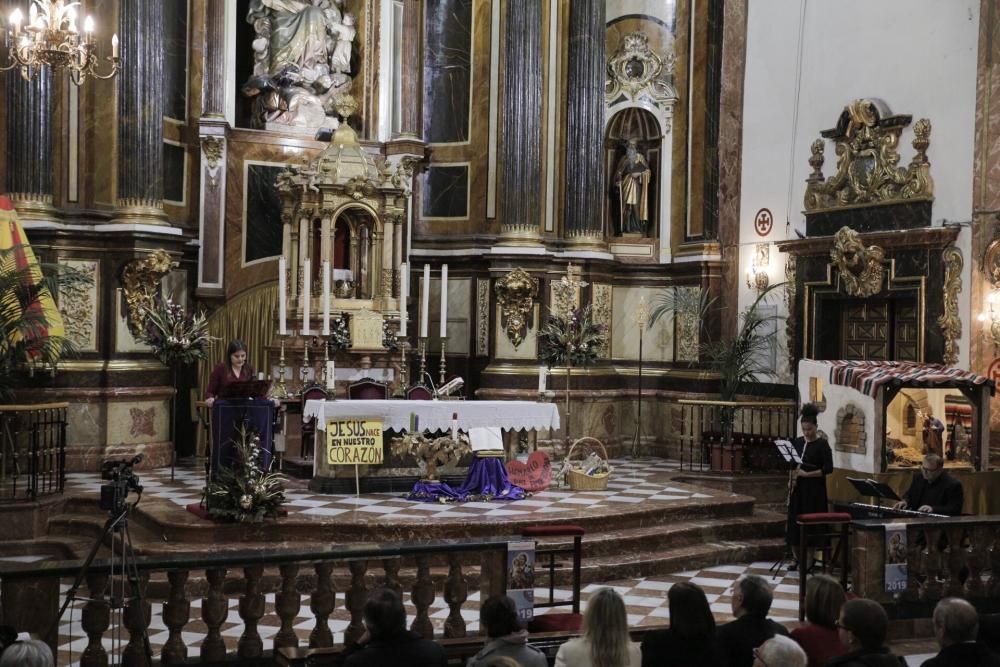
435 376 464 398
130 453 144 466
423 372 438 396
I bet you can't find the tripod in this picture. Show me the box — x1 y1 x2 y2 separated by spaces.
770 439 801 579
56 498 153 666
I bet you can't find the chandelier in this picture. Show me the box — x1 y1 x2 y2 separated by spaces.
1 1 118 85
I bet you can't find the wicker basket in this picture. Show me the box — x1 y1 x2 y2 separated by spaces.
565 437 610 491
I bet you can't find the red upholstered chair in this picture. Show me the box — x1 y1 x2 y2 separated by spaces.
796 512 852 621
406 384 433 401
347 378 390 400
521 524 585 633
300 385 328 459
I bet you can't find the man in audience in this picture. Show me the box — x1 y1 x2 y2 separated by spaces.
893 454 964 516
921 597 1000 667
0 639 54 667
827 599 905 667
753 635 807 667
343 588 447 667
716 574 790 667
467 595 547 667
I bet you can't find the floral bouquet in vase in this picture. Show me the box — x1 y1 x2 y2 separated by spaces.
140 296 213 366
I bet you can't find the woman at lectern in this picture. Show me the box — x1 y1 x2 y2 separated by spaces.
205 339 254 408
785 403 834 562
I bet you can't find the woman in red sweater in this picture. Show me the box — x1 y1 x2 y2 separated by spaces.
791 575 847 667
205 340 254 407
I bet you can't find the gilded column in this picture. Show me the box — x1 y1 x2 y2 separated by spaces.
382 217 395 299
115 0 168 224
564 0 606 246
5 68 55 217
498 0 543 241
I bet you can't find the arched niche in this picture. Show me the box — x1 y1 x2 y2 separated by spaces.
332 205 381 300
605 107 662 238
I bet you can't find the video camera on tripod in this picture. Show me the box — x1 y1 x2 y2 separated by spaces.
99 453 144 514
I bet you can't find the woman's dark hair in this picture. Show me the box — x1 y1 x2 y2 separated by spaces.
840 598 889 651
804 574 845 629
227 340 247 358
363 588 407 641
800 402 819 425
480 595 521 638
668 582 715 639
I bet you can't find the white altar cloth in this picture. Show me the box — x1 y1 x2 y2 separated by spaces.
304 399 560 433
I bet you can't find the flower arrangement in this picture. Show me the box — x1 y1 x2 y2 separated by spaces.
382 320 399 351
537 305 606 368
203 424 287 522
326 312 352 353
140 296 213 366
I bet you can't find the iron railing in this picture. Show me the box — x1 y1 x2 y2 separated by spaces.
0 402 67 502
676 399 797 472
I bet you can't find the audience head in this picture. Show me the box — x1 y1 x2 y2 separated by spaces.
803 574 846 630
668 582 715 639
838 599 888 652
732 575 774 619
480 595 522 639
362 588 407 641
752 635 807 667
583 588 631 667
933 597 979 647
0 639 54 667
922 454 945 482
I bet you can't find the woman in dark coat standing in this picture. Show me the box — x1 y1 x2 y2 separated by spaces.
786 403 834 555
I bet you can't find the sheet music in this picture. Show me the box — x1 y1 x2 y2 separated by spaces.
774 439 802 464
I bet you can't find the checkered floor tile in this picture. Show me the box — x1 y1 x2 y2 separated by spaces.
61 458 699 524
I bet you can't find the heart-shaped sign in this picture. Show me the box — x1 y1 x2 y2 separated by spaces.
506 451 552 493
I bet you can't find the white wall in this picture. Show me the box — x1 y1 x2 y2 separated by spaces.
740 0 980 381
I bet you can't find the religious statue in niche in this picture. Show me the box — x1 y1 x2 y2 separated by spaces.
242 0 357 129
612 138 653 236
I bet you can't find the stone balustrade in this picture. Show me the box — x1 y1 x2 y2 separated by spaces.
0 537 510 666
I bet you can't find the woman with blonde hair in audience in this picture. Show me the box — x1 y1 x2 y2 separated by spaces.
790 574 847 667
555 587 641 667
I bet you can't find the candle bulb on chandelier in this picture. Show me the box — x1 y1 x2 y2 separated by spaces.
112 33 118 59
83 15 93 40
439 264 448 339
10 8 22 35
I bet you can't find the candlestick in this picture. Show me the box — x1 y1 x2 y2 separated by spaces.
322 261 330 335
419 337 428 385
278 257 287 335
399 262 408 337
420 264 430 338
439 337 448 387
440 264 448 339
300 338 311 390
395 336 409 397
302 259 312 334
273 336 289 399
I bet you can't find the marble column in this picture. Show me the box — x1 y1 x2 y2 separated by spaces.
564 0 606 246
398 0 422 139
499 0 542 239
115 0 168 224
5 68 55 217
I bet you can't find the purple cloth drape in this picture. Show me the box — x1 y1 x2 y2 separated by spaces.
455 456 526 501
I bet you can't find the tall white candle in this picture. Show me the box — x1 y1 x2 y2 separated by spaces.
278 257 287 335
538 366 547 393
399 263 408 337
420 263 430 338
439 264 448 339
326 360 335 390
302 259 311 334
321 261 331 335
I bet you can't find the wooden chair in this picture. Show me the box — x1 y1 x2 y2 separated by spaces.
796 511 851 621
346 377 390 400
521 524 585 633
300 385 328 459
406 383 433 400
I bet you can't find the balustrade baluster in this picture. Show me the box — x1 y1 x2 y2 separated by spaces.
443 554 468 638
122 572 151 667
944 528 967 597
239 566 265 658
965 527 987 597
80 571 110 667
382 557 403 600
310 562 336 648
345 560 369 646
201 568 228 662
988 526 1000 596
275 563 301 650
922 528 945 601
161 570 190 664
410 555 435 639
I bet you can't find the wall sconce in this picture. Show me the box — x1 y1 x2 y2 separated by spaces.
746 243 770 292
977 290 1000 348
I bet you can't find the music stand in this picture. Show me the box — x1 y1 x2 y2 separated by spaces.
218 379 272 400
774 439 802 466
846 477 901 511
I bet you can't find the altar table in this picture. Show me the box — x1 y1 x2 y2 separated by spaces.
304 399 560 433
